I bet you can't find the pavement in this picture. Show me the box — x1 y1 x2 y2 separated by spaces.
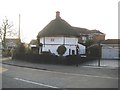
1 57 119 71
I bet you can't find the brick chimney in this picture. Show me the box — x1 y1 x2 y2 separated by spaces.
56 11 61 19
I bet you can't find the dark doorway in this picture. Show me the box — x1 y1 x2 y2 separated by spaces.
72 50 75 55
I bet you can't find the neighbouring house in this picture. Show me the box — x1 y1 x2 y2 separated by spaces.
1 38 20 57
101 39 120 59
29 39 39 53
37 11 86 56
73 27 105 44
29 39 38 48
5 38 21 49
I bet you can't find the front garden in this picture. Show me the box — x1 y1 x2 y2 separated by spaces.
11 43 84 65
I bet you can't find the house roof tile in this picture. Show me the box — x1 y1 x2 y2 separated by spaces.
101 39 120 44
73 27 104 34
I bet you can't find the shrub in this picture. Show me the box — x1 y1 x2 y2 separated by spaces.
12 43 26 59
57 45 66 56
15 43 25 54
2 49 11 57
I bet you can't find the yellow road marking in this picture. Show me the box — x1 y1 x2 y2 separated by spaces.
0 67 8 73
1 57 12 61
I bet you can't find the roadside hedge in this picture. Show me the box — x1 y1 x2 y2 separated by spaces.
13 53 82 65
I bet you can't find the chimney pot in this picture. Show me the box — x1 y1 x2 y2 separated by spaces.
56 11 60 19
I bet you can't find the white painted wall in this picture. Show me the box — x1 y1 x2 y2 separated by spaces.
65 37 78 45
39 36 85 56
78 44 86 54
45 37 64 44
42 44 78 56
40 37 78 45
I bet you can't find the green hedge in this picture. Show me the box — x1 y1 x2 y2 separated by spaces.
13 53 82 65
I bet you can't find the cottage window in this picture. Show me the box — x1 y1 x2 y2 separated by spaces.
51 38 54 42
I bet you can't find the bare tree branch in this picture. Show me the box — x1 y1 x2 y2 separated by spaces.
0 17 14 48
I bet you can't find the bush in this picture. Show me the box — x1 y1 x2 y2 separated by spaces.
13 45 82 65
65 55 81 65
57 45 66 56
2 49 11 57
12 43 26 59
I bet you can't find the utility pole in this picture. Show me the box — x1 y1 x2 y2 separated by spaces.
19 14 21 43
98 41 101 67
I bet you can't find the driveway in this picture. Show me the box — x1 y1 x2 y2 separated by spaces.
80 59 119 68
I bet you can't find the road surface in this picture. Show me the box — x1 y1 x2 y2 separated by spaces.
2 63 118 88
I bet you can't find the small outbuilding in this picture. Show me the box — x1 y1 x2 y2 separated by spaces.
101 39 120 59
87 39 120 59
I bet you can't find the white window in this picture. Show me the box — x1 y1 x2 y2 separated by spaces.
82 37 86 41
51 38 54 42
89 36 93 40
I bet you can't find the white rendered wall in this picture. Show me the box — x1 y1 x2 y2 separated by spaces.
42 44 77 56
39 36 85 56
40 37 78 45
65 37 78 45
78 44 86 54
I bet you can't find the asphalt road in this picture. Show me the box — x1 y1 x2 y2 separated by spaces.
2 64 118 88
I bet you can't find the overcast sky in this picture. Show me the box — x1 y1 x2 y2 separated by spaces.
0 0 119 43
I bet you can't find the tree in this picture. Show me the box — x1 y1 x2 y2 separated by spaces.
85 39 94 47
15 43 26 54
57 45 67 56
0 28 2 41
0 17 13 48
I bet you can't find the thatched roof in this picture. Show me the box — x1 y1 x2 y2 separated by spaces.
37 11 105 38
37 12 79 38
